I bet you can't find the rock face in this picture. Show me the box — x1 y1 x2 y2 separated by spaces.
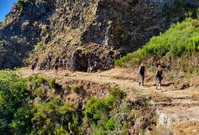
0 0 198 71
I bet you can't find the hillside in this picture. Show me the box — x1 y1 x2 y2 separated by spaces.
0 0 199 135
15 67 199 134
1 66 199 134
0 0 199 71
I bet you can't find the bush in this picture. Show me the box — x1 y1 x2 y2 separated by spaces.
10 106 32 135
31 98 79 135
84 98 110 124
109 87 126 100
0 70 31 135
71 84 82 93
49 78 56 88
17 0 26 11
105 119 118 131
32 75 45 88
36 42 44 50
114 54 133 67
122 121 128 135
104 95 114 107
34 88 45 97
83 87 127 134
187 35 199 53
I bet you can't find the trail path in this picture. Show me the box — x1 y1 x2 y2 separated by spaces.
19 67 199 134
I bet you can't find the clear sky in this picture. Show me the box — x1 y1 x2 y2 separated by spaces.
0 0 18 22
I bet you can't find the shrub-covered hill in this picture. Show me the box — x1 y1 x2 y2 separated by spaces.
0 70 156 135
115 15 199 73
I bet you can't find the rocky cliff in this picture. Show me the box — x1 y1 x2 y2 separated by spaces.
0 0 198 71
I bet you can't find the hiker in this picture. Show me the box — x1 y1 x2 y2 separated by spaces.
31 63 36 74
138 62 146 86
54 63 58 74
46 55 51 62
59 58 62 68
62 59 66 69
156 65 163 90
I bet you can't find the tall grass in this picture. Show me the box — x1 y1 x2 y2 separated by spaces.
115 17 199 70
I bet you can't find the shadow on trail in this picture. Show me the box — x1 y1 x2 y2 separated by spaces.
161 82 174 87
137 81 174 88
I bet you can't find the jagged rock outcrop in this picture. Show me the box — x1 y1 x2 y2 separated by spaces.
0 0 198 71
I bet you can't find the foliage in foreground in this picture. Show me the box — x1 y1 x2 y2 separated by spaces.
0 70 31 135
0 70 80 135
83 88 127 134
0 70 155 135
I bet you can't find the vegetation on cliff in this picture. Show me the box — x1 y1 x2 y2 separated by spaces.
115 12 199 73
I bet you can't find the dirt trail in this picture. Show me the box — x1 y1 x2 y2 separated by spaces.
19 67 199 135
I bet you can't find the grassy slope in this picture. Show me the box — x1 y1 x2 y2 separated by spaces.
115 17 199 73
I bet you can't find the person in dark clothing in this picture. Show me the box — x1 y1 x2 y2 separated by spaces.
31 63 36 74
156 65 163 90
54 63 58 74
138 62 146 86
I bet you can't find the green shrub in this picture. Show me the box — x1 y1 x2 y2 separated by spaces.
31 98 79 135
104 95 114 107
36 42 44 50
122 121 128 135
100 55 104 60
105 119 118 131
32 76 45 88
114 54 133 67
10 106 32 135
17 0 26 11
109 87 126 100
83 48 90 55
53 125 68 135
71 84 82 93
34 88 45 97
49 78 56 88
37 76 45 83
84 87 127 133
0 71 85 134
84 98 110 124
187 35 199 53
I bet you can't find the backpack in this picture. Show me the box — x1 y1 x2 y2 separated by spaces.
139 66 145 74
156 70 163 79
54 64 58 70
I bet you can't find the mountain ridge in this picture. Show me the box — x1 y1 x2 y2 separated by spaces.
0 0 198 71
